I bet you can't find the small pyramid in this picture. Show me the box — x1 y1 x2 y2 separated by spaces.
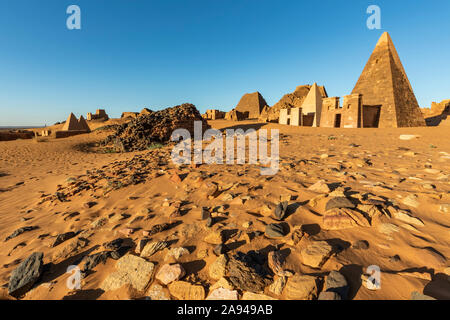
300 83 323 127
352 32 425 127
78 115 91 132
62 113 81 131
235 92 268 119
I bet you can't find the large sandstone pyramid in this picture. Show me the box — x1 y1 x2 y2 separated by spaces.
352 32 425 127
235 92 268 119
62 113 81 131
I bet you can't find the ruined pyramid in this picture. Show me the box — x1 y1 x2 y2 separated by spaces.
62 113 81 131
352 32 425 127
235 92 268 119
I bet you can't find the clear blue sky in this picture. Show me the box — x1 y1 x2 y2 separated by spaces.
0 0 449 126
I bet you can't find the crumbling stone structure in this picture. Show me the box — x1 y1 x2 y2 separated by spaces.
203 109 225 120
225 109 246 121
87 109 109 121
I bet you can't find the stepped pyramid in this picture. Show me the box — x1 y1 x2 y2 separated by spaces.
352 32 425 127
62 113 81 131
300 83 323 127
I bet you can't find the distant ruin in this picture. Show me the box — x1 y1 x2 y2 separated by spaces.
421 99 450 126
87 109 109 121
279 32 426 128
203 109 225 120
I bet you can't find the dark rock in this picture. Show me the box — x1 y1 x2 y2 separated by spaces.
274 201 288 220
5 226 39 242
49 232 76 247
83 201 97 209
103 103 210 152
206 217 213 228
325 197 356 211
81 251 110 272
265 223 286 238
325 270 349 299
352 240 369 250
102 238 124 251
227 252 270 293
8 252 44 297
201 208 210 220
389 255 401 263
146 223 172 236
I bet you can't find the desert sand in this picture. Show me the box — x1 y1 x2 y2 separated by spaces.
0 119 449 300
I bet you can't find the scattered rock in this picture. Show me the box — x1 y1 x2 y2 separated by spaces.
274 201 288 220
325 270 349 299
265 223 286 238
47 232 76 247
8 252 44 298
269 276 286 295
206 288 239 300
325 197 355 211
91 217 107 229
323 211 357 230
227 254 269 293
318 291 341 300
284 275 318 300
81 251 110 272
242 292 276 300
301 241 334 268
156 264 185 285
352 240 369 250
52 237 89 261
165 247 189 261
308 180 331 193
140 241 169 258
168 281 205 300
101 254 155 291
268 251 285 276
209 254 228 280
204 229 225 245
147 284 171 300
5 226 39 242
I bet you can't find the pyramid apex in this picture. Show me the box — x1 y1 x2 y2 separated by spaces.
376 32 392 47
